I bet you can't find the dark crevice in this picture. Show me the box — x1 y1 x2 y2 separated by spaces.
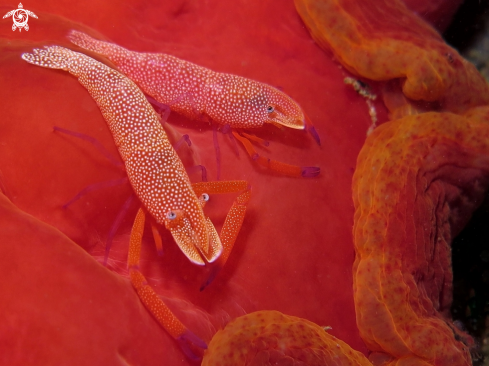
443 0 489 53
451 195 489 365
441 3 489 364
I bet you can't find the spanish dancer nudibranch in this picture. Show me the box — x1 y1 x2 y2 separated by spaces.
4 0 479 364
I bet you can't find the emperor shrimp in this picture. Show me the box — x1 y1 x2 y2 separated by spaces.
68 30 320 178
22 45 251 359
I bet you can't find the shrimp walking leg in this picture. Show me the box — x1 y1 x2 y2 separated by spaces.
128 207 207 359
232 132 320 178
53 126 123 168
52 125 133 264
191 180 250 288
68 30 321 177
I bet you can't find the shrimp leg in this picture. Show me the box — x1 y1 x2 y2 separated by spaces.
191 180 250 268
128 207 207 360
232 132 320 178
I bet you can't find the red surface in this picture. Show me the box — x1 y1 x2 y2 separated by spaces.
0 190 174 365
0 0 392 364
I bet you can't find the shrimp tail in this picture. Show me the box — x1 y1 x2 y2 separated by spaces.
68 30 115 55
21 46 75 71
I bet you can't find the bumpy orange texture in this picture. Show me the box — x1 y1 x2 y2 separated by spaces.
294 0 489 115
292 0 489 365
353 109 489 365
203 310 371 366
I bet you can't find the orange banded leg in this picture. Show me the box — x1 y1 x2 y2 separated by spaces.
232 131 319 178
192 180 251 289
128 207 207 359
240 131 269 146
150 219 164 256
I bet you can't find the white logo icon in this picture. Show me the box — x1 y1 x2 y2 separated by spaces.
3 3 37 32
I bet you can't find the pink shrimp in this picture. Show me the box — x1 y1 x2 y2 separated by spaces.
21 45 251 359
68 30 320 178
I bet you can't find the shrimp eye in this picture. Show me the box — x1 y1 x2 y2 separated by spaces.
267 106 274 113
167 211 177 220
201 193 210 202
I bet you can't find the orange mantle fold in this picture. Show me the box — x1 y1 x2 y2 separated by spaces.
292 0 489 365
2 0 480 364
295 0 489 115
203 310 371 365
353 110 489 365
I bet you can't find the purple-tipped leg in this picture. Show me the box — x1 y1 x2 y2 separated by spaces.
176 329 208 361
146 95 171 123
54 126 123 168
306 124 321 146
212 125 221 181
301 166 320 178
221 124 240 157
62 178 128 208
104 194 135 266
186 165 208 182
200 266 220 291
53 125 135 264
173 134 192 151
172 133 208 181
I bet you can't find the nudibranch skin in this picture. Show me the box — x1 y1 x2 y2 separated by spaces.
294 0 489 115
202 310 372 366
352 110 489 366
293 1 489 364
68 30 306 130
21 46 221 264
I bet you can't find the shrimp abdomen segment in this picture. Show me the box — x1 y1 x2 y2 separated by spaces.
115 53 210 121
67 31 322 177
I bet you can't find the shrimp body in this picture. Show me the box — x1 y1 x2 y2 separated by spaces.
68 30 306 130
22 46 220 264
